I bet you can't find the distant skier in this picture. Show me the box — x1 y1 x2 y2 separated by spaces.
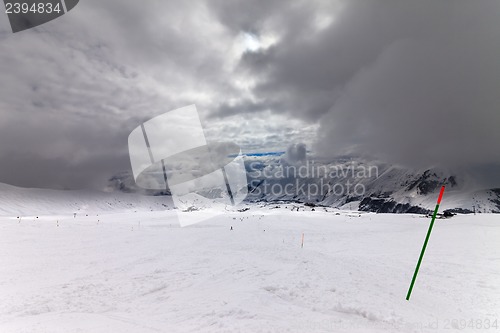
230 226 233 231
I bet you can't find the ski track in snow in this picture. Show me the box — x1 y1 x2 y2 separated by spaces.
0 208 499 332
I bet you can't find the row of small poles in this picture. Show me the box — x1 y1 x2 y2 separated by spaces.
16 215 100 226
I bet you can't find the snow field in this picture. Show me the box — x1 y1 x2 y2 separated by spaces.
0 208 499 332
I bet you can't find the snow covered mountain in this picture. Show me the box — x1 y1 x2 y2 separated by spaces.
243 155 500 213
2 155 498 217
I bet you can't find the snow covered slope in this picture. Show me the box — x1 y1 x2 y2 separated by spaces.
0 182 172 217
0 207 498 332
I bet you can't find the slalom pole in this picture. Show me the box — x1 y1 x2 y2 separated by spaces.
301 233 304 248
406 185 445 300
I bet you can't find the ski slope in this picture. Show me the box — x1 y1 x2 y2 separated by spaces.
0 203 499 332
0 182 172 216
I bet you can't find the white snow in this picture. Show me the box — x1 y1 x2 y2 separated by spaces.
1 197 499 332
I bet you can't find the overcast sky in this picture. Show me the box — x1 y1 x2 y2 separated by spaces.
0 0 499 189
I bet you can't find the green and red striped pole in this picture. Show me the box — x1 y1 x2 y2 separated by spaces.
406 185 446 301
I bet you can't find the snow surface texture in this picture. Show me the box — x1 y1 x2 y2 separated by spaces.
1 193 499 332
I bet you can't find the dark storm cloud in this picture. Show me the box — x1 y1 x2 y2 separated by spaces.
0 0 241 189
210 0 500 171
313 0 500 169
1 0 499 189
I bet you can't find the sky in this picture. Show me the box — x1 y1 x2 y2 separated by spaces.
0 0 499 189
